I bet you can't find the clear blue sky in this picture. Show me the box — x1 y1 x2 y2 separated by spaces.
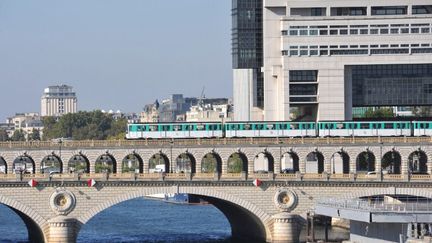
0 0 232 121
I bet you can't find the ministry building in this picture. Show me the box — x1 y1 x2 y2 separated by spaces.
232 0 432 121
41 85 77 117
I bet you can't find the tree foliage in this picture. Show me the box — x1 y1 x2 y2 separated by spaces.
42 111 127 140
30 128 41 141
11 129 26 141
364 108 394 118
0 129 8 141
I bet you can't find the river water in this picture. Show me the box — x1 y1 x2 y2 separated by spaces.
0 198 349 242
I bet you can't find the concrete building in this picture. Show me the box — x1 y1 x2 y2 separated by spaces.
41 85 77 117
232 0 432 121
186 103 233 122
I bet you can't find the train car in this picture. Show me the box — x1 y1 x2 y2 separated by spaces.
224 121 317 138
413 121 432 136
318 121 412 137
126 122 223 139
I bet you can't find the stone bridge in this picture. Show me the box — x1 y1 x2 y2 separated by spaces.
0 137 431 243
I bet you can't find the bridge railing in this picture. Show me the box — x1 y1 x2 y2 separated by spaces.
1 136 432 149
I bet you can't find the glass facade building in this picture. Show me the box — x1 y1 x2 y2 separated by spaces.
232 0 264 108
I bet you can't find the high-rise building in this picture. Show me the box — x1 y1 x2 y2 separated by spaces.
232 0 264 121
233 0 432 121
41 85 77 117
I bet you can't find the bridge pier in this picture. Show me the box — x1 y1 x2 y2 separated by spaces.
46 216 81 243
272 213 301 243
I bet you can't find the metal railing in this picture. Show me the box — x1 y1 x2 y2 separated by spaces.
0 136 431 149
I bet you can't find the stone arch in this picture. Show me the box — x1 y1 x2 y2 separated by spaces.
68 154 90 173
0 194 46 242
382 150 401 174
305 151 324 173
281 151 299 173
175 152 196 173
356 150 376 173
330 151 350 174
77 187 272 242
0 156 7 174
201 152 222 173
121 153 143 173
149 152 170 173
408 150 428 174
95 153 117 174
342 188 432 201
41 154 63 174
253 151 274 173
227 152 248 173
13 154 35 174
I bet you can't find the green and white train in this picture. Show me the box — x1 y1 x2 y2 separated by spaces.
126 121 432 139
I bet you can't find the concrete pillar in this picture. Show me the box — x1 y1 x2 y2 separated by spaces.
272 213 301 243
46 216 81 243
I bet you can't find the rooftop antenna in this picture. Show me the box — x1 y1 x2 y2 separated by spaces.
198 86 205 108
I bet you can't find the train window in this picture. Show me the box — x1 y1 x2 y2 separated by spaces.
150 125 157 131
197 124 204 130
290 124 299 129
174 125 181 131
267 124 274 130
244 124 251 130
384 123 393 129
184 125 190 130
336 123 344 129
360 123 369 129
255 124 264 130
371 123 380 129
281 124 288 129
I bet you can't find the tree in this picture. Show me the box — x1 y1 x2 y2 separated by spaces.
11 129 26 141
0 129 8 141
364 107 394 118
30 128 41 141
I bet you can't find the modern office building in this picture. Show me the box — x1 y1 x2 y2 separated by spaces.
41 85 77 117
233 0 432 121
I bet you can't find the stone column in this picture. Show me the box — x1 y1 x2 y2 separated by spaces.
272 213 301 243
46 216 81 243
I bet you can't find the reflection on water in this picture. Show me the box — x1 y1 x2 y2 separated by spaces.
0 198 349 243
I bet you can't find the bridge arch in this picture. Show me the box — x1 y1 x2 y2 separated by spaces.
149 152 169 173
41 154 63 174
201 152 222 173
330 151 350 174
68 154 90 173
356 150 376 173
95 153 117 174
0 156 7 174
382 150 401 174
253 151 274 173
408 150 428 174
13 154 35 174
175 152 196 173
77 187 272 242
343 187 432 200
281 151 299 173
305 151 324 174
121 153 143 173
0 195 46 242
227 152 248 173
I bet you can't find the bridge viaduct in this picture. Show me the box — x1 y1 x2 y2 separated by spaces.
0 137 431 243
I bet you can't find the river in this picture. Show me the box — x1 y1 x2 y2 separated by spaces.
0 198 348 242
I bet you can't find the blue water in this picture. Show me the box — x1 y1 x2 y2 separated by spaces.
0 198 241 243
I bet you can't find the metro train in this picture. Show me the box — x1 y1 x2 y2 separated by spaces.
126 121 432 139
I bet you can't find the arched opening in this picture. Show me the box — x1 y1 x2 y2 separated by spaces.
175 153 196 173
253 152 274 173
227 152 248 173
382 151 401 174
305 151 324 173
68 154 90 173
41 154 62 174
356 151 376 173
0 204 44 242
330 151 350 174
281 152 299 173
201 152 222 173
95 153 117 174
78 194 267 242
0 157 7 174
13 155 35 174
149 153 169 173
122 153 143 173
408 150 428 174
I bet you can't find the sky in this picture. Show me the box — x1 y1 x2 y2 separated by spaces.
0 0 232 121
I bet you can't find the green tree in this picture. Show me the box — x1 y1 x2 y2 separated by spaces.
364 107 394 118
11 129 26 141
0 129 8 141
30 128 41 141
